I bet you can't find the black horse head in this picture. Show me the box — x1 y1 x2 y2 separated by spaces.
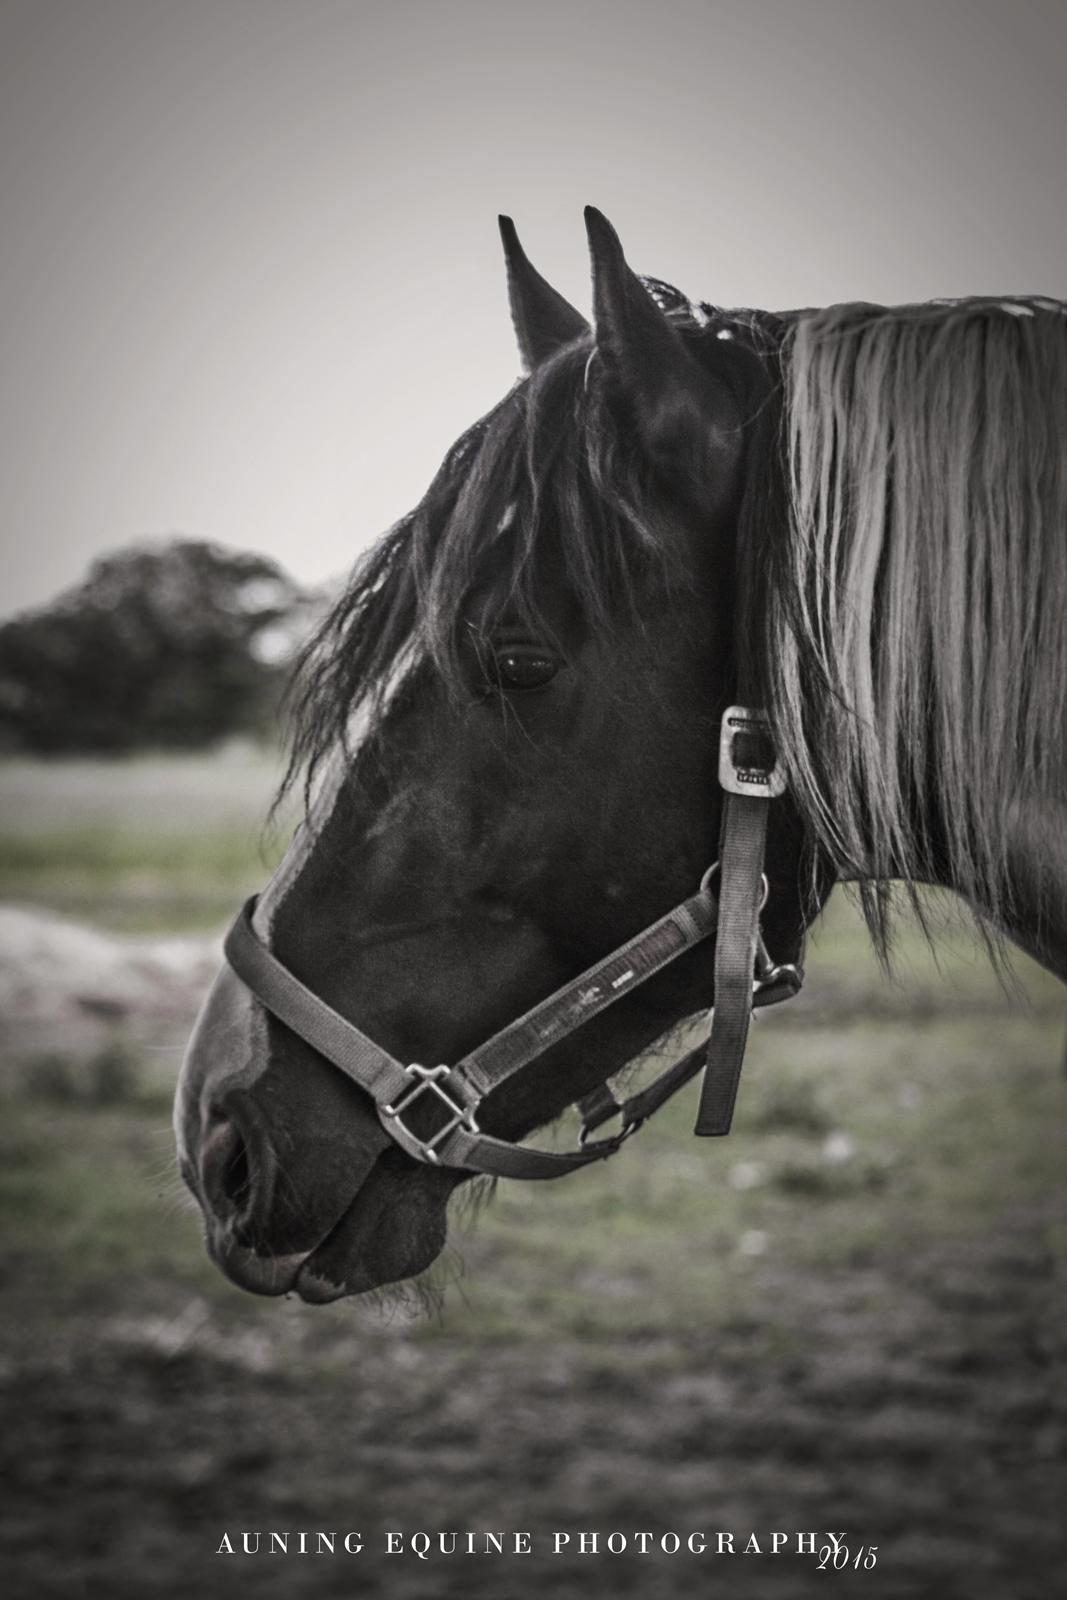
176 209 824 1299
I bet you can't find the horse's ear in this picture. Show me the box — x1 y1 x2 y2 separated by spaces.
499 216 589 372
584 206 739 484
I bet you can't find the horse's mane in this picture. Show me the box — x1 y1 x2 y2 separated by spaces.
761 296 1067 950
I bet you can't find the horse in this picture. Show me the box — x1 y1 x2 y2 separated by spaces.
175 208 1067 1303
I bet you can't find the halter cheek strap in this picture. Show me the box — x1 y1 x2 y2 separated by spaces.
696 705 793 1134
578 705 801 1146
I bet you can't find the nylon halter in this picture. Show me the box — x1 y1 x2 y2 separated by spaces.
223 706 802 1180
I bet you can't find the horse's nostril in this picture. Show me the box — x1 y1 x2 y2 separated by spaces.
200 1111 269 1237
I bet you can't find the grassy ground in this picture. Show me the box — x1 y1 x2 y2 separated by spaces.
0 746 293 930
1 754 1065 1599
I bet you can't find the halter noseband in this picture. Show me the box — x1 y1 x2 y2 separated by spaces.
223 706 802 1180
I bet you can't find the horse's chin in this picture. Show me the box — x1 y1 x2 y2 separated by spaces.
209 1151 457 1304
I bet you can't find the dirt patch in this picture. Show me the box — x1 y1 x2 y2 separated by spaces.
0 907 219 1026
3 1199 1065 1600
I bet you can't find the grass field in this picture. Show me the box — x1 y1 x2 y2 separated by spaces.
1 753 1065 1599
0 746 293 931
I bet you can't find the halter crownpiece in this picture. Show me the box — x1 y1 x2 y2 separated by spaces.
223 706 801 1179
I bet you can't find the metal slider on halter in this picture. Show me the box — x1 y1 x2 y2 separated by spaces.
380 1063 481 1167
223 705 803 1177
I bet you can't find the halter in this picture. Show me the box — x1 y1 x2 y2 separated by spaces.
224 706 802 1180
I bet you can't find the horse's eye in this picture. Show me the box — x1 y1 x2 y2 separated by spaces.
490 645 560 693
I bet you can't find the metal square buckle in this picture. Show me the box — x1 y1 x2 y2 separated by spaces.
381 1064 481 1165
718 705 786 798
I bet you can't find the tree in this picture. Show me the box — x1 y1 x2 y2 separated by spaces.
0 541 310 753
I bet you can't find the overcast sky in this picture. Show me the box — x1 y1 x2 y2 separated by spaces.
2 0 1065 616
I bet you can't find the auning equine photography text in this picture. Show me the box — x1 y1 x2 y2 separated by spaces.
214 1528 876 1565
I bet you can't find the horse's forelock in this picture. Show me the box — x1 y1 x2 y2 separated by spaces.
277 339 694 806
767 296 1067 952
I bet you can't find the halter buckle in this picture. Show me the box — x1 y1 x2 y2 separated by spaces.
381 1064 481 1165
718 706 786 798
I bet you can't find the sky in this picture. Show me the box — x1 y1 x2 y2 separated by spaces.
1 0 1065 617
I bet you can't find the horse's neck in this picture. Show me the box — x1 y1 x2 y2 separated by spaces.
992 794 1067 982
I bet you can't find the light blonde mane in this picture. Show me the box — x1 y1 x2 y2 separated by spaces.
767 296 1067 947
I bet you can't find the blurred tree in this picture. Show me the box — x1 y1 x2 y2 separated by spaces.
0 541 311 753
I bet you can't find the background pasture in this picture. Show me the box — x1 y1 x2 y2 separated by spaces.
1 750 1064 1598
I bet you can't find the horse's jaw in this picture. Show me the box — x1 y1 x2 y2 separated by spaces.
290 1154 460 1303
